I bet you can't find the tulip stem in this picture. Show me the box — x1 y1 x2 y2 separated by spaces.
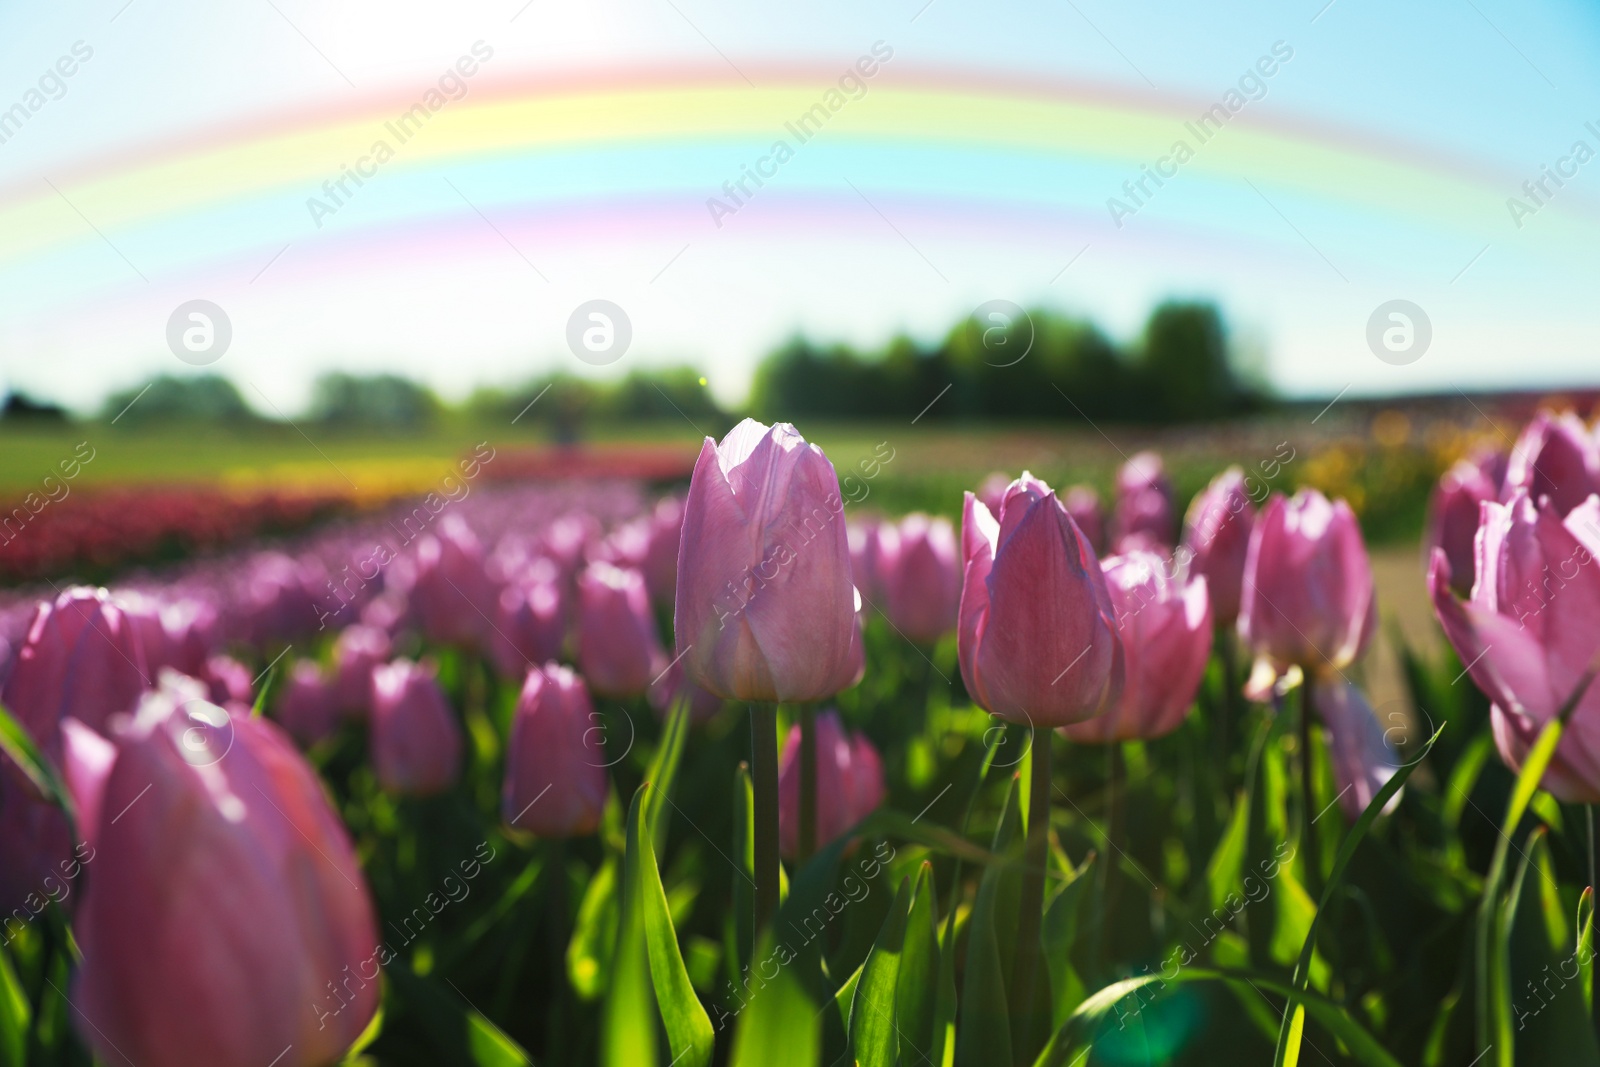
1590 806 1599 1044
799 705 818 864
1300 683 1320 899
1011 727 1052 1064
750 703 781 935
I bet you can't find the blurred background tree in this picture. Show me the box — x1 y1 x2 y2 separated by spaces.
98 374 257 425
309 373 440 432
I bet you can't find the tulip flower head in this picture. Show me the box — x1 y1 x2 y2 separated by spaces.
1181 467 1257 627
675 419 860 703
73 687 380 1067
1503 410 1598 518
502 663 609 837
369 659 463 796
1424 449 1505 598
577 561 665 698
1111 452 1176 553
876 513 961 645
1061 552 1212 742
777 710 885 859
1239 489 1376 697
1431 491 1600 801
958 473 1123 727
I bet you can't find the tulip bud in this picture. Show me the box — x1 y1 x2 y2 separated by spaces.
203 654 254 707
276 660 341 748
577 562 665 698
1239 490 1375 697
1182 467 1257 626
331 624 391 717
977 472 1011 516
2 587 151 736
239 552 320 645
1312 676 1401 819
643 496 685 608
1061 552 1211 742
1430 492 1600 800
777 710 885 859
1063 485 1107 557
958 473 1123 726
502 663 609 837
369 660 462 796
1423 451 1503 597
1504 410 1599 518
407 515 499 648
847 520 888 604
876 513 961 644
1111 452 1176 553
61 716 115 852
675 420 859 702
490 573 566 679
73 690 380 1067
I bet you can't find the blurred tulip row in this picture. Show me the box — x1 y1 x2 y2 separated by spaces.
4 411 1600 1065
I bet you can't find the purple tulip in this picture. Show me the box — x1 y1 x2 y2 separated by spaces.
1063 485 1107 557
847 519 889 604
777 710 885 859
577 562 665 698
1430 492 1600 800
406 515 499 648
2 587 151 736
490 571 566 680
369 660 462 796
1503 410 1598 517
331 624 391 717
1424 450 1504 597
1239 490 1376 697
1312 676 1401 819
977 471 1011 516
1111 452 1176 553
203 654 254 707
275 660 341 748
958 473 1123 727
61 716 115 853
73 690 380 1067
1061 552 1212 742
238 552 320 645
675 419 859 702
876 513 961 644
1182 467 1257 626
502 663 609 837
643 496 686 607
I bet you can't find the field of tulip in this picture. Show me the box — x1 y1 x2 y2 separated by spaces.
3 410 1600 1067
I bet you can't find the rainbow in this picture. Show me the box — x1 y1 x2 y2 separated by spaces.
2 63 1594 300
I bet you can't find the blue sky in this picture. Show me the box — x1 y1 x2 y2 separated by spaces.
1 0 1597 413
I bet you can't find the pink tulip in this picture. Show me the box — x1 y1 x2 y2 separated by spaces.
490 572 566 679
675 419 859 702
958 473 1123 726
1061 552 1212 742
1063 486 1107 557
1111 452 1176 553
577 562 665 698
977 472 1011 516
1424 451 1504 597
1430 492 1600 801
2 587 151 736
1312 676 1401 819
848 519 889 604
332 624 391 716
73 690 380 1067
502 663 609 837
1503 410 1598 517
203 654 254 707
1238 490 1376 697
1182 467 1257 626
239 552 320 645
407 515 499 648
61 717 115 852
777 710 885 859
876 513 961 644
643 496 686 607
275 660 341 748
369 660 462 796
